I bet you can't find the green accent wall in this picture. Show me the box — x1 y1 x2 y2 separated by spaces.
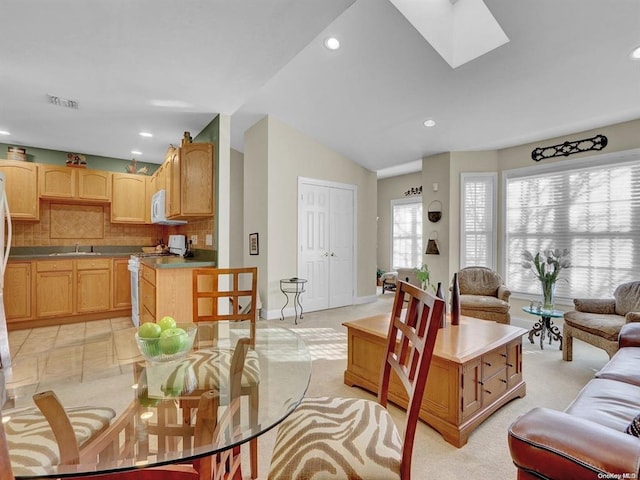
0 142 159 174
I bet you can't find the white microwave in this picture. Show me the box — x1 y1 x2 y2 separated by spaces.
151 189 187 225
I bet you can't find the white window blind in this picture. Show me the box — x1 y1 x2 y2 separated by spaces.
391 197 423 269
505 152 640 300
461 173 497 269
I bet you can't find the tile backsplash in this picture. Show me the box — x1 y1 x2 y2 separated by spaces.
11 201 216 250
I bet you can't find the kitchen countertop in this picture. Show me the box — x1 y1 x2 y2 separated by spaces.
9 246 217 266
140 256 216 269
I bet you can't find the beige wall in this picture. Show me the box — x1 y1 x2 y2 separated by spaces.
229 148 244 267
244 115 377 318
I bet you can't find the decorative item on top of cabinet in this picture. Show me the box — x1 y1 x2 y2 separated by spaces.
65 152 87 168
125 158 149 175
0 160 39 220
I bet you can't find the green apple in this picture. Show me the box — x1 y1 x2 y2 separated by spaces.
138 322 162 339
158 315 177 331
159 327 187 355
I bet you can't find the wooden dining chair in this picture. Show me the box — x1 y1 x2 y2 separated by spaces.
26 338 252 480
267 280 444 480
191 266 260 479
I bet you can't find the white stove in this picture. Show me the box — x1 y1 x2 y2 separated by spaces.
127 235 187 326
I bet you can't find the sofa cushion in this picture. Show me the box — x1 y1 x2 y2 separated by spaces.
565 378 640 432
595 347 640 386
614 281 640 316
564 311 627 341
460 294 509 314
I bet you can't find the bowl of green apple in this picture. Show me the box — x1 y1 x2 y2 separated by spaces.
135 316 197 362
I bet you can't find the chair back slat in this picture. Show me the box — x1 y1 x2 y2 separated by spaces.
379 280 444 480
192 267 258 345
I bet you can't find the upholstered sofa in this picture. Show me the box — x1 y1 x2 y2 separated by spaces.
457 266 511 324
508 322 640 479
563 281 640 361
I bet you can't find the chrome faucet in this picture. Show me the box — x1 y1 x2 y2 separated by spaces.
75 242 80 253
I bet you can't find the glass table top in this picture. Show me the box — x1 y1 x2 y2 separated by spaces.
1 321 311 478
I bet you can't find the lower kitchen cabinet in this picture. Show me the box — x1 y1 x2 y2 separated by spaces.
76 258 111 313
112 258 132 309
5 262 32 323
139 263 196 324
36 260 74 318
6 256 132 329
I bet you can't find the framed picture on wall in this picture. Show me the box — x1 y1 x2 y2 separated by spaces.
249 232 259 255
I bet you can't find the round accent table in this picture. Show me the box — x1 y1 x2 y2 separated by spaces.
280 277 307 324
522 306 564 350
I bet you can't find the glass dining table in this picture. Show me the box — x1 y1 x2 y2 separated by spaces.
1 321 311 479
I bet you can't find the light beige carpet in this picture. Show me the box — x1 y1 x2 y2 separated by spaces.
251 291 610 480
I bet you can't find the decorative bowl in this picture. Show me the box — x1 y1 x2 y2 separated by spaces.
135 323 197 362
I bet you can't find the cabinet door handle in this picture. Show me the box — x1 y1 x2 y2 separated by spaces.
484 389 492 395
506 363 514 367
501 379 508 384
500 353 507 358
484 362 492 367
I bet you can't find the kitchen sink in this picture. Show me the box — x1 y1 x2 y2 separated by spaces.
48 252 102 256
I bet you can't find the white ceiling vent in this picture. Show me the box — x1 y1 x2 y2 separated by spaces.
47 94 79 109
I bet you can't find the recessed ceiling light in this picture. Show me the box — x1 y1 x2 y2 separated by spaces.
139 132 153 138
0 130 10 136
423 119 436 127
630 46 640 59
324 37 340 50
149 99 192 108
131 150 142 156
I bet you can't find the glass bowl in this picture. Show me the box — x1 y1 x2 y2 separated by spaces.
135 323 197 362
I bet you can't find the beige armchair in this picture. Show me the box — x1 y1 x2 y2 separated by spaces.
457 267 511 324
563 281 640 361
380 267 421 294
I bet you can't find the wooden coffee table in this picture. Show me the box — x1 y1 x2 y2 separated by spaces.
343 314 527 447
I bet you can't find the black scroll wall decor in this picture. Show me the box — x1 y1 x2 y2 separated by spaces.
531 134 608 162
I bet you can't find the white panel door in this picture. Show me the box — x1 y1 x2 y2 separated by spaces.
299 183 330 312
328 187 353 308
298 180 354 313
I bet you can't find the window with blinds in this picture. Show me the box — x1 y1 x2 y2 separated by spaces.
461 173 497 269
505 151 640 300
391 197 423 269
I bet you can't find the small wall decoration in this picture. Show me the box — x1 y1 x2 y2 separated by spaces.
428 200 442 223
531 134 608 162
404 185 422 196
66 152 87 168
425 231 440 255
125 158 149 175
7 146 26 161
249 232 259 255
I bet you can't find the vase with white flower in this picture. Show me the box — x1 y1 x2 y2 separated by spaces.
522 248 571 310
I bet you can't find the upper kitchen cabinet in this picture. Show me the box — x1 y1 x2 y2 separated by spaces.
39 165 111 202
166 143 215 219
0 160 39 220
111 172 148 223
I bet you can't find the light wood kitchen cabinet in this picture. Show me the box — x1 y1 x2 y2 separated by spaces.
139 263 196 324
39 165 111 202
0 160 39 220
113 258 132 309
5 262 32 322
77 169 111 201
76 258 111 313
150 162 166 196
111 173 147 223
35 260 74 318
166 143 214 220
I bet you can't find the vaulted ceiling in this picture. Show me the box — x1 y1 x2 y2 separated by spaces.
1 0 639 177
